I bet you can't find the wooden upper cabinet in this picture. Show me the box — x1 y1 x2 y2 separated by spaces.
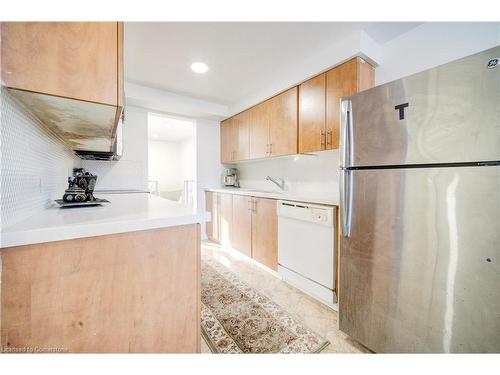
219 57 373 160
1 22 120 106
1 22 124 153
298 73 326 153
249 100 270 159
251 197 278 271
268 87 298 157
247 87 298 160
326 57 374 149
233 111 250 161
220 118 234 163
221 113 250 163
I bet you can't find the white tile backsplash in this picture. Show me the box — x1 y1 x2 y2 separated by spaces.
233 150 340 194
0 87 81 228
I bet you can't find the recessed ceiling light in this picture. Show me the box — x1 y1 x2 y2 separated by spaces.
191 62 209 74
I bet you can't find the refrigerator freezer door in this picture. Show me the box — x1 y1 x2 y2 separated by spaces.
341 46 500 168
339 165 500 352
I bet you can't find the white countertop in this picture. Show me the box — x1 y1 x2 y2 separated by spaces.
1 193 210 249
205 188 339 206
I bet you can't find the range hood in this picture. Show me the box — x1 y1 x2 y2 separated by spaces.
75 118 123 161
8 88 123 161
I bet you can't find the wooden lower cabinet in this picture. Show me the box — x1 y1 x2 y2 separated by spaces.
219 193 233 247
205 191 220 242
251 197 278 271
231 195 252 257
205 192 278 271
0 225 201 353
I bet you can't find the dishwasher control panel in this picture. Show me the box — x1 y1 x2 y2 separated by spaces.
277 200 335 227
311 208 328 223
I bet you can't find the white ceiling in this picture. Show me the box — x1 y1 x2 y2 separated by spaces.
148 113 194 142
125 22 422 105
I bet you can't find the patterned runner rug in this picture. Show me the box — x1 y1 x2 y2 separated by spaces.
201 258 330 353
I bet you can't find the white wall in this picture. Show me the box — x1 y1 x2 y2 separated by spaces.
375 22 500 85
148 140 183 193
234 150 340 194
179 137 196 183
82 106 149 191
196 119 223 239
148 136 196 196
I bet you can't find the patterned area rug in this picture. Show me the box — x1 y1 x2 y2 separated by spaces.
201 258 330 353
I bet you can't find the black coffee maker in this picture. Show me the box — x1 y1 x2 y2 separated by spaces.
63 168 98 203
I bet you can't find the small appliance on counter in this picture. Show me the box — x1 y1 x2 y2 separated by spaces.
222 168 240 187
55 168 110 207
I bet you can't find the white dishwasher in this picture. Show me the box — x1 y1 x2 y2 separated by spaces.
277 200 336 308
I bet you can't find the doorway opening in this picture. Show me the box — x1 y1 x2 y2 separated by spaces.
147 112 196 207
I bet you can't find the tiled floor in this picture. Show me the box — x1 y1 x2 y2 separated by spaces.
200 241 370 354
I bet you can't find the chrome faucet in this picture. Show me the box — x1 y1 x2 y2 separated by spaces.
265 176 285 191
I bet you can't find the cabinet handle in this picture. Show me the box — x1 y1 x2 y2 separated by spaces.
320 131 326 148
269 143 273 155
251 198 257 212
247 199 252 211
327 131 332 147
266 143 270 155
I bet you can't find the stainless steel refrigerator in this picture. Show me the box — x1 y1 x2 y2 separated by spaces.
339 46 500 353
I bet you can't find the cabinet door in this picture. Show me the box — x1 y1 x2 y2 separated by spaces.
231 195 252 257
251 198 278 271
205 192 216 242
1 22 119 106
356 57 375 93
219 193 233 248
205 191 214 240
298 73 326 153
326 59 358 150
220 119 234 163
249 101 270 159
233 111 250 161
326 57 374 150
205 192 220 243
268 87 298 157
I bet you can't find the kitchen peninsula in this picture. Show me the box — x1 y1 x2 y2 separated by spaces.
0 193 209 353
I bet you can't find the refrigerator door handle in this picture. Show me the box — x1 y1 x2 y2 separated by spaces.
340 169 353 237
340 99 353 168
